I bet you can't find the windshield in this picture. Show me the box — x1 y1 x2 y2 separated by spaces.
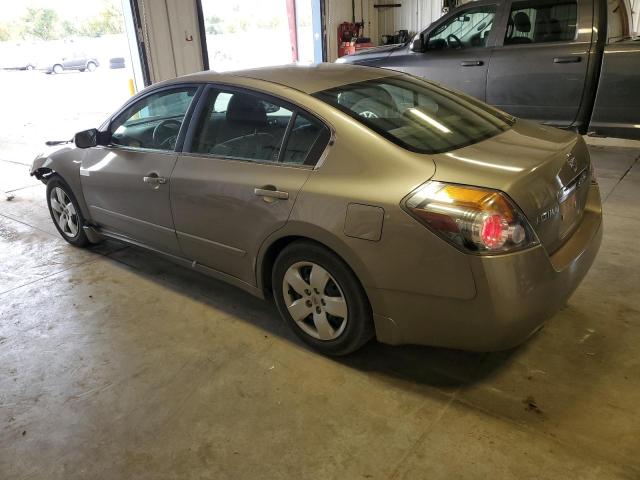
313 76 513 154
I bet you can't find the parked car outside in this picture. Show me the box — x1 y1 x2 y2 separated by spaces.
338 0 640 140
0 60 36 70
39 52 100 74
30 64 602 356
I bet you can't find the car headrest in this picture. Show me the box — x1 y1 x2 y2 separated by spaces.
549 19 562 34
226 93 267 124
514 12 531 33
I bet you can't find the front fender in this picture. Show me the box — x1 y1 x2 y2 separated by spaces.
30 146 92 221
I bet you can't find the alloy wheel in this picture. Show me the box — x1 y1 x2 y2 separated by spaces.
282 261 348 341
50 187 79 238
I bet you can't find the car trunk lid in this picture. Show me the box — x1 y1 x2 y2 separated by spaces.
431 119 592 254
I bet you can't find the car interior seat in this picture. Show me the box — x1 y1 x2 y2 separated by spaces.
281 123 322 164
505 12 533 44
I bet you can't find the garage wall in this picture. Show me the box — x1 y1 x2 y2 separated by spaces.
137 0 204 83
325 0 378 62
632 0 640 33
375 0 444 39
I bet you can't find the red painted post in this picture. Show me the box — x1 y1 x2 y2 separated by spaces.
286 0 299 62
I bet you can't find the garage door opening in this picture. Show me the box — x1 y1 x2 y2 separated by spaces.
199 0 324 72
0 0 144 166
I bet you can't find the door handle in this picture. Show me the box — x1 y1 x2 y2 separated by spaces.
554 56 581 64
460 60 483 67
143 174 167 185
254 186 289 200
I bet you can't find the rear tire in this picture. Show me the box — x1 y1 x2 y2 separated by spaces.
46 176 90 248
87 62 97 72
272 241 374 356
52 64 63 74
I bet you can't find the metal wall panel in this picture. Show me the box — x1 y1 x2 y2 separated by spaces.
376 0 444 39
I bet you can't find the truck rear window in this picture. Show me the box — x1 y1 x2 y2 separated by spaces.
314 76 512 154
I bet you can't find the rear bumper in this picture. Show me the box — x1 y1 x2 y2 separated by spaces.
371 184 603 351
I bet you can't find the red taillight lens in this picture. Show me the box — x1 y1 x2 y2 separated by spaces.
480 214 507 249
404 181 538 254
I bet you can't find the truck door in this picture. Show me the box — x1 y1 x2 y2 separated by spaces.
384 4 500 101
486 0 593 128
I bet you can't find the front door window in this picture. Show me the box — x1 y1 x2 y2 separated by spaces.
428 6 497 50
110 87 197 151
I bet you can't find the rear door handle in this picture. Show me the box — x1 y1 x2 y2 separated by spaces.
143 174 167 185
460 60 483 67
554 56 581 64
254 187 289 200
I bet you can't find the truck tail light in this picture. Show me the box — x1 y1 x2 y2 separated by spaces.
403 181 538 254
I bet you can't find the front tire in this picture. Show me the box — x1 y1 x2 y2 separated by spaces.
272 241 374 356
46 177 90 248
86 62 97 72
52 64 63 74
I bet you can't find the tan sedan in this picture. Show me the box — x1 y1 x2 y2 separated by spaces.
31 64 602 355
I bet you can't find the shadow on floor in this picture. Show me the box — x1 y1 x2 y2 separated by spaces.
95 242 522 392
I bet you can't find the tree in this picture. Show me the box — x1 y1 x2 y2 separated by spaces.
206 15 223 35
22 7 59 41
97 1 125 35
0 23 14 42
79 1 124 37
61 20 79 38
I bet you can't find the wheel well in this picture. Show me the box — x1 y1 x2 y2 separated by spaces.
260 235 304 297
260 235 369 302
32 167 55 182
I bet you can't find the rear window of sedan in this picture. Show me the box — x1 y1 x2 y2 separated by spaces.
313 76 513 154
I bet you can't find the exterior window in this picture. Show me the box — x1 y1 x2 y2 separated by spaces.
190 89 293 162
428 6 497 49
504 0 578 45
314 77 511 155
110 87 197 151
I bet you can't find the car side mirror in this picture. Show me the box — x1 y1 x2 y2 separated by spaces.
74 128 110 149
410 36 424 52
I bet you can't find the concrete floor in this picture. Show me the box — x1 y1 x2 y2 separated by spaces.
1 144 639 479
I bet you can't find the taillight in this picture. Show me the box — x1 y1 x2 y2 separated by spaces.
404 181 538 254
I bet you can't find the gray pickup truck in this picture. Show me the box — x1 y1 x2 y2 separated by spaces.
338 0 640 139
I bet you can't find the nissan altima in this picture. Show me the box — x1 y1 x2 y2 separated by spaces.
30 64 602 355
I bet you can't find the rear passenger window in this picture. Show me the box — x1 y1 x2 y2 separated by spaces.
190 89 292 162
504 0 577 45
189 87 330 166
281 115 328 165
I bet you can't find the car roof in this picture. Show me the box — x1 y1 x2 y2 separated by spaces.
176 63 398 94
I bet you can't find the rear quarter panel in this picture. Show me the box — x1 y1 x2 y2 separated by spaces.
260 102 478 320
